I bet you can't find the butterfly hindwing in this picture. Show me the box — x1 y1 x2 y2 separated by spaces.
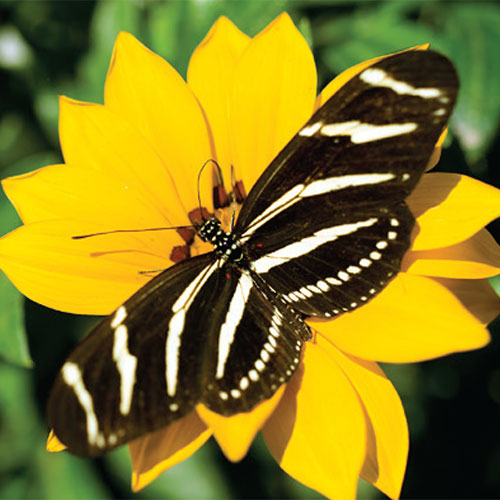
200 268 310 414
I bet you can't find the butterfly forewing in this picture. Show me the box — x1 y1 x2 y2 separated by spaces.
236 50 458 233
235 50 458 317
48 253 217 455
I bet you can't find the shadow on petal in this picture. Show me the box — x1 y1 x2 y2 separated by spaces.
403 228 500 279
311 273 490 363
408 173 500 250
129 411 212 492
434 277 500 326
262 341 366 500
319 338 408 500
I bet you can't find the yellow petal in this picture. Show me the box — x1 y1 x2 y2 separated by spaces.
58 97 188 225
105 32 212 212
315 44 429 109
0 220 171 314
129 411 212 492
46 430 66 452
311 273 490 363
230 13 316 191
322 340 408 500
188 17 250 185
435 277 500 326
408 173 500 250
435 127 448 148
262 341 366 500
196 385 284 462
403 228 500 278
2 165 183 245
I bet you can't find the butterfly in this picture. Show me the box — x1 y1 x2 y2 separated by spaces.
48 49 458 456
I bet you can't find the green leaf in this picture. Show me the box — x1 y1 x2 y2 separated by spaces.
315 2 442 80
75 0 145 103
147 0 293 77
442 4 500 165
0 362 39 470
0 25 33 70
33 446 111 500
0 152 60 367
34 0 146 119
489 274 500 298
148 1 186 68
0 153 59 368
0 272 30 367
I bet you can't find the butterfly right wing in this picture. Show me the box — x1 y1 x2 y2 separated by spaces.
233 50 458 319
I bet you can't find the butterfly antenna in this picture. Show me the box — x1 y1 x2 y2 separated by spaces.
72 225 194 240
229 165 237 231
197 159 223 220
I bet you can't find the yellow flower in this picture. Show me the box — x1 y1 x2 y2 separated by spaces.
2 12 500 499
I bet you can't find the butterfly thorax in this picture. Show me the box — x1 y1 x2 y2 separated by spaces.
198 217 244 262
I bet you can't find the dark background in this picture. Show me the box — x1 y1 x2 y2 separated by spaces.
1 1 500 498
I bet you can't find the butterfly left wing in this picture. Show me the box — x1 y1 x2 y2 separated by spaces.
48 253 309 456
48 253 219 456
234 50 458 318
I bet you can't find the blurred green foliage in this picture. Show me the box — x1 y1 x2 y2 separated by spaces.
0 0 500 498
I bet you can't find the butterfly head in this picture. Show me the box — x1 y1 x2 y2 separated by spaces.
198 217 222 243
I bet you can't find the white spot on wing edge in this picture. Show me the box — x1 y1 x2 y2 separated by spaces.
62 362 103 448
216 272 254 379
299 121 323 136
111 306 127 328
166 261 219 396
255 359 265 372
326 276 342 286
113 324 137 415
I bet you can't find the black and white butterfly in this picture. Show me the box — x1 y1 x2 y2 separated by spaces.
48 50 458 456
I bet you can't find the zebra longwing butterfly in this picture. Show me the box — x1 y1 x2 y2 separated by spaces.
48 50 458 456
